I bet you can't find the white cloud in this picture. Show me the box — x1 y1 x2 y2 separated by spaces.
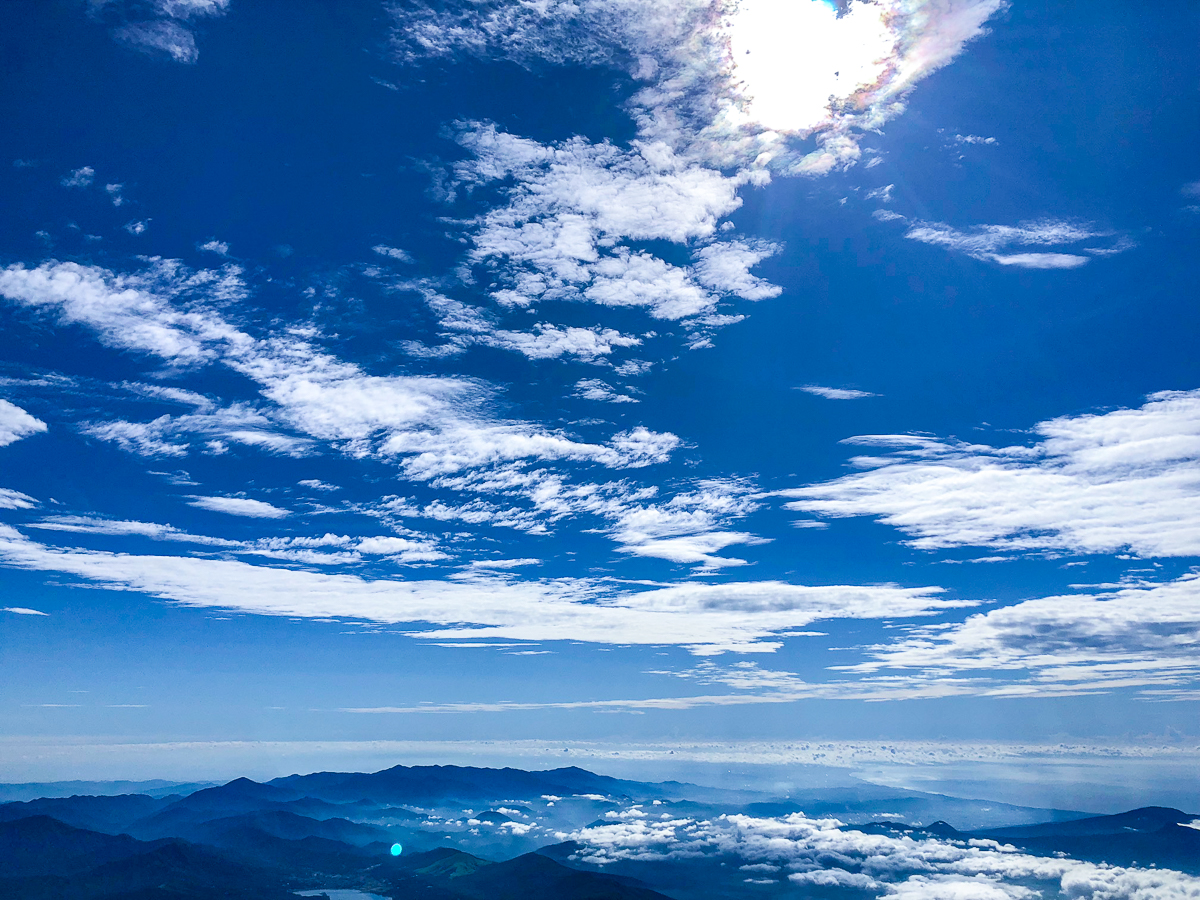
782 389 1200 558
452 124 768 337
901 218 1123 267
155 0 230 17
61 166 95 188
0 488 38 509
389 0 1004 364
3 606 48 616
584 249 719 320
96 0 229 62
0 259 679 479
114 20 200 63
29 515 446 566
842 572 1200 698
482 323 642 360
105 183 125 206
0 260 250 364
989 252 1089 269
575 379 638 404
187 496 291 518
372 244 413 262
621 531 765 569
797 385 877 400
953 133 998 146
0 399 47 446
124 219 149 235
390 0 1007 175
465 558 540 569
613 360 654 377
865 184 895 204
298 479 339 491
198 239 230 256
28 515 238 547
691 241 781 301
0 525 960 653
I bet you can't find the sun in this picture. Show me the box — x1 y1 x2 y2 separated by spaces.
727 0 897 134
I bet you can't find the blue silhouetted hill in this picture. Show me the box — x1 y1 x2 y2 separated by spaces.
0 816 295 899
0 815 163 877
267 764 650 805
973 807 1200 873
0 792 172 833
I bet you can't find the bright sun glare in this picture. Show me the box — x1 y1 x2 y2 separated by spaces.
728 0 897 133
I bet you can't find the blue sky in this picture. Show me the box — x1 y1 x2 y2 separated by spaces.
1 0 1199 790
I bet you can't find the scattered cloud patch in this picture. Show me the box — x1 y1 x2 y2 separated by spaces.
3 606 48 616
575 379 638 404
953 133 998 145
198 239 230 255
844 572 1200 699
298 479 339 492
865 184 895 204
797 385 877 400
0 488 38 510
61 166 95 188
91 0 230 63
783 390 1200 558
373 244 413 262
186 496 291 518
0 399 48 446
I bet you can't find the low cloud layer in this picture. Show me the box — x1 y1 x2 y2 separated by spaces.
565 810 1200 900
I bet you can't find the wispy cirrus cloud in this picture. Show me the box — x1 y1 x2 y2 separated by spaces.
782 390 1200 558
842 573 1200 699
0 488 38 510
29 515 446 566
901 218 1130 268
0 524 961 654
0 259 679 479
796 385 877 400
90 0 230 64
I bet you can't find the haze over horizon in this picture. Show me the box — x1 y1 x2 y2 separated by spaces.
2 0 1199 814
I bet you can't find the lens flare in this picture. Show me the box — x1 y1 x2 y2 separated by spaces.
390 842 403 856
727 0 896 133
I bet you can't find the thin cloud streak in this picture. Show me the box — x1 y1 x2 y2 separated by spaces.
0 525 963 654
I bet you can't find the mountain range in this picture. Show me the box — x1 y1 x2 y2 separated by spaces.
2 765 1196 899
